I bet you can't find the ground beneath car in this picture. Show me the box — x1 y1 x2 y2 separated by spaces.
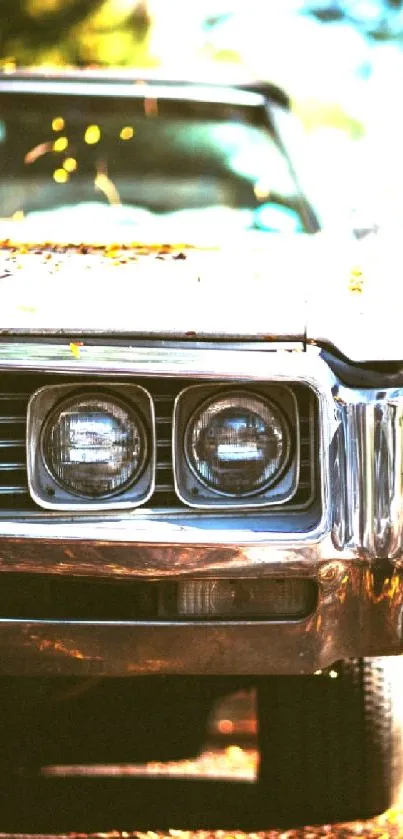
0 688 399 837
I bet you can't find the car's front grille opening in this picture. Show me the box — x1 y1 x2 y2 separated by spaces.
0 388 29 507
0 373 318 513
0 574 318 622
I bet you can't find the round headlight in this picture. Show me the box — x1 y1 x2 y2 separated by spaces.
42 393 147 498
185 390 290 497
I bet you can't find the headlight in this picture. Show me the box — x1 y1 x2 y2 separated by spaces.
174 383 298 509
42 394 147 498
27 383 155 510
185 390 290 497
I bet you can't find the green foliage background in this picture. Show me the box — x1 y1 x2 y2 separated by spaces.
0 0 401 147
0 0 154 67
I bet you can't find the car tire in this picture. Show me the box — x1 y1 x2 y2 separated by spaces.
257 658 395 826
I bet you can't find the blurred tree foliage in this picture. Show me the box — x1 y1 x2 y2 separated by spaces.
0 0 400 145
1 0 402 66
304 0 403 38
0 0 154 66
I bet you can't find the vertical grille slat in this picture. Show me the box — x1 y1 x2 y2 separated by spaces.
0 374 317 512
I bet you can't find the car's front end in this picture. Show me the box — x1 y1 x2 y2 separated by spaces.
0 69 401 827
0 336 401 678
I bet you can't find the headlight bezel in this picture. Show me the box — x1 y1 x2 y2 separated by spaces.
27 382 155 511
173 383 300 509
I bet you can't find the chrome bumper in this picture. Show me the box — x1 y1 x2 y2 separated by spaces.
0 344 402 675
0 533 402 676
0 553 400 676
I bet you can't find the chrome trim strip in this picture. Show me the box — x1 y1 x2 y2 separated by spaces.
331 386 403 558
0 535 353 579
0 79 264 108
0 342 323 379
0 560 399 675
0 518 329 549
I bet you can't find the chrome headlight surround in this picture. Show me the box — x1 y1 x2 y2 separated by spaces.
27 382 155 510
174 383 299 509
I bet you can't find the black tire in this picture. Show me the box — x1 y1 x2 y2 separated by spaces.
257 658 394 826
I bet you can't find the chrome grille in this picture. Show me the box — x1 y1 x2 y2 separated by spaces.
0 374 317 511
0 387 29 507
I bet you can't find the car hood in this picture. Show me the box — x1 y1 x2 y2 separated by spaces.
0 233 309 341
0 229 400 363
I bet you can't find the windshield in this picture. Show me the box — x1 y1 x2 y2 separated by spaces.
0 92 308 242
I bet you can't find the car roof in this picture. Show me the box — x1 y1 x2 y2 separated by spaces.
0 67 290 109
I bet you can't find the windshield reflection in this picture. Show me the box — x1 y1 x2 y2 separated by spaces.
0 100 306 240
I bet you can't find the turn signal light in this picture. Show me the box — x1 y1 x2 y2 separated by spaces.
174 578 316 620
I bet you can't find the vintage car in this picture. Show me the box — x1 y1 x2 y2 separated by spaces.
0 68 401 829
